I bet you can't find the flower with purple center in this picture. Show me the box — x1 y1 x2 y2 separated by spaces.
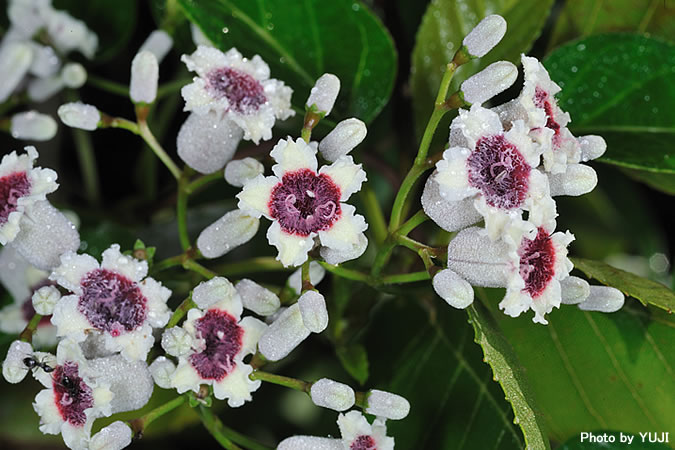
49 244 171 361
181 46 294 144
237 137 368 267
432 105 555 240
169 276 267 407
33 339 113 450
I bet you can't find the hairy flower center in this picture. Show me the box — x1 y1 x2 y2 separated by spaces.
534 87 562 145
466 134 530 209
351 435 377 450
0 171 31 224
207 67 267 113
269 169 342 236
52 362 93 427
518 227 556 298
189 309 244 381
78 269 147 336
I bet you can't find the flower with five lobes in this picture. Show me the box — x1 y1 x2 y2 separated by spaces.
168 276 267 407
49 244 172 361
237 137 368 267
181 45 294 144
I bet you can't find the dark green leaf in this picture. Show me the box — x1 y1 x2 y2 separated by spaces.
571 257 675 313
53 0 137 62
79 222 137 259
177 0 397 123
336 343 369 385
543 34 675 194
368 299 525 449
557 431 671 450
411 0 553 136
467 304 550 449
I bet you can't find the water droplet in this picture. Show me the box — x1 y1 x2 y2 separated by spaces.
222 27 229 34
279 57 286 64
352 3 360 11
266 23 275 30
576 44 586 51
570 66 578 73
644 95 650 101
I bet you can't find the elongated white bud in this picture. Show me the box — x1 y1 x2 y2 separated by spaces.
560 276 591 305
88 355 154 414
461 61 518 105
58 102 101 131
320 232 368 265
365 389 411 420
319 118 367 162
149 356 176 389
197 209 260 258
579 135 607 162
61 62 87 88
10 111 57 141
310 378 355 411
89 421 132 450
447 227 510 287
2 340 33 383
306 73 340 115
548 164 597 197
578 286 625 313
258 303 310 361
177 113 243 174
32 285 61 315
432 268 474 309
192 277 237 310
462 15 507 58
0 42 33 102
28 44 60 78
297 290 329 333
235 279 280 316
224 158 264 187
140 30 173 63
277 437 343 450
130 50 159 103
161 327 193 357
28 76 64 102
421 174 482 232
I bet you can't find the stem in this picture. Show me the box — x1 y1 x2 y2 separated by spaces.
200 406 271 450
371 239 397 278
183 259 217 279
156 78 193 100
249 371 310 393
100 115 140 134
177 169 192 251
152 254 185 274
186 170 225 194
214 257 287 277
395 235 431 253
301 260 312 292
19 313 43 343
136 106 181 179
397 209 429 237
414 104 450 165
318 261 372 284
87 75 129 97
359 187 388 245
130 395 186 437
388 162 433 232
379 271 430 285
166 295 196 328
71 128 101 206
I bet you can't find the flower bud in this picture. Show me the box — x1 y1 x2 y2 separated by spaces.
318 118 367 162
578 135 607 162
31 285 61 315
10 111 58 141
306 73 340 115
225 157 265 187
140 30 174 63
288 261 325 293
191 23 214 47
578 286 624 313
560 276 591 305
197 209 260 258
462 15 507 58
447 227 510 288
235 279 280 316
547 164 598 197
258 303 310 361
88 355 154 414
365 389 411 420
58 102 101 131
2 340 32 383
320 232 368 265
28 76 64 102
61 62 87 88
161 327 193 357
28 44 60 78
130 50 159 104
421 174 482 232
310 378 355 411
461 61 518 105
149 356 176 389
432 268 474 309
0 41 33 102
89 421 132 450
278 437 343 450
192 277 237 310
297 290 328 333
177 113 243 174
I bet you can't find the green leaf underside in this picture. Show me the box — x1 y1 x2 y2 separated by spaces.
177 0 397 123
571 257 675 313
410 0 553 136
487 288 675 443
543 34 675 193
336 343 369 385
368 299 524 449
467 304 550 450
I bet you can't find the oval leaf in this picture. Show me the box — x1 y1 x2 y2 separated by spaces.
177 0 397 123
571 257 675 313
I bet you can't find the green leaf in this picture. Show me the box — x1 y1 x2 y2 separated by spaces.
53 0 137 62
489 291 675 443
367 299 526 449
336 343 369 385
79 222 137 259
548 0 675 50
543 34 675 194
571 257 675 313
467 304 550 450
410 0 553 136
177 0 397 123
557 431 672 450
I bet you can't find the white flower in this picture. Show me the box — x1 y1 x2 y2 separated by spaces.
49 244 171 361
169 280 267 407
32 339 113 450
0 41 33 102
149 356 176 389
337 411 394 450
237 137 368 267
87 354 154 415
434 105 555 240
181 46 294 144
310 378 355 412
421 173 482 233
2 340 33 383
161 327 194 357
32 285 61 315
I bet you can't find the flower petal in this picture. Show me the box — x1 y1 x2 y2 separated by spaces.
270 137 318 178
49 251 99 295
318 156 367 202
50 295 91 342
266 221 314 267
213 363 260 407
236 175 278 219
101 244 148 282
318 204 367 253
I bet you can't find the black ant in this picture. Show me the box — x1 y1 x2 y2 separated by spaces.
23 355 54 373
